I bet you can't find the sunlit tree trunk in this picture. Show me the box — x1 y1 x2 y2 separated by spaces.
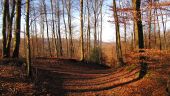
43 0 52 57
113 0 124 66
87 0 91 58
12 0 21 58
148 0 152 49
99 0 103 64
57 0 63 56
62 0 69 56
156 9 162 50
40 7 45 56
132 0 146 78
160 9 167 50
66 0 73 58
93 0 97 48
153 10 157 49
50 0 58 56
80 0 84 61
26 0 31 77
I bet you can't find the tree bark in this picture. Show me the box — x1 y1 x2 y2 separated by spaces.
26 0 32 77
80 0 84 61
62 0 69 56
113 0 124 66
43 0 52 57
12 0 22 58
2 0 8 58
132 0 146 79
50 0 58 56
6 0 15 57
57 0 63 56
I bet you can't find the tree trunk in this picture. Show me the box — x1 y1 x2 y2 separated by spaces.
156 9 162 50
66 0 73 58
113 0 124 66
80 0 84 61
6 0 15 57
26 0 31 77
13 0 21 58
132 0 146 79
50 0 58 56
62 0 69 56
148 0 152 49
57 0 63 56
43 0 52 57
2 0 8 58
87 0 91 58
94 0 97 48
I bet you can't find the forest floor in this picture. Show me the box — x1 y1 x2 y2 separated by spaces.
0 49 170 96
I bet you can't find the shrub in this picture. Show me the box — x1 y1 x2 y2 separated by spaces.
88 47 105 64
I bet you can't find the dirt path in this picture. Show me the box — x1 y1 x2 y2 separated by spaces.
31 58 141 95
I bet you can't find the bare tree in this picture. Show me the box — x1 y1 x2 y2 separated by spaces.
112 0 124 66
2 0 8 58
6 0 15 57
50 0 58 56
65 0 73 58
12 0 22 58
80 0 84 61
42 0 52 57
132 0 146 78
62 0 69 56
57 0 63 56
26 0 31 77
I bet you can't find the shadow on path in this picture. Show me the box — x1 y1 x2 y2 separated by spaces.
64 77 140 93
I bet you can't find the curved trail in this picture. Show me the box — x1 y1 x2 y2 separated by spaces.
32 58 140 93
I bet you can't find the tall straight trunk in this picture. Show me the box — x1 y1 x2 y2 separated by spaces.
132 0 146 79
26 0 31 77
99 0 103 64
62 0 68 56
66 0 73 58
154 10 157 48
2 0 8 58
50 0 58 56
13 0 21 58
80 0 84 61
148 0 152 49
113 0 124 66
134 18 139 50
57 0 63 56
54 1 59 57
87 0 91 58
156 9 162 50
6 0 15 57
94 0 97 48
160 9 167 50
33 5 39 56
40 14 45 56
124 20 127 54
43 0 52 57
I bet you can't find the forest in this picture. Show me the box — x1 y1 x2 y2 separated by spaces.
0 0 170 95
